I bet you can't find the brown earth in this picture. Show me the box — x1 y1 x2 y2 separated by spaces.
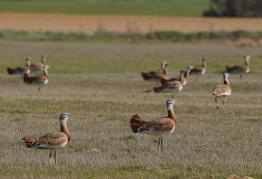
1 12 262 33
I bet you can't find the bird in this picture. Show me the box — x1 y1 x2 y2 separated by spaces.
130 98 177 154
23 65 49 91
22 113 70 164
160 69 184 85
141 61 168 81
160 65 192 87
225 55 250 79
6 66 30 75
212 73 231 109
26 55 48 72
189 56 207 77
146 71 184 98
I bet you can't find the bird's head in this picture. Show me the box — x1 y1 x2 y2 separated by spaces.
59 113 69 123
161 61 168 69
166 98 177 110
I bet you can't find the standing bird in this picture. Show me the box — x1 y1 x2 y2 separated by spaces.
146 71 184 98
130 99 177 154
141 61 168 81
225 55 250 79
23 65 49 91
212 73 231 109
26 55 48 72
189 56 207 78
22 113 70 164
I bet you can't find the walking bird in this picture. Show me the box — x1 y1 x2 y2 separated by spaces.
22 113 70 164
190 56 207 77
225 55 250 79
130 99 177 154
23 65 49 91
212 73 231 109
141 61 168 81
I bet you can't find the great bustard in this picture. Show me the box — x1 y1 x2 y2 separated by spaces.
212 73 232 109
141 61 168 81
189 56 207 77
225 55 250 79
148 70 184 98
22 113 70 164
130 99 177 154
23 65 49 91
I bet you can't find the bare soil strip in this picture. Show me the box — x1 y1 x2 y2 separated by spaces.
1 12 262 33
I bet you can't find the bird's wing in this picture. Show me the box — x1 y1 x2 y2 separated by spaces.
37 132 67 146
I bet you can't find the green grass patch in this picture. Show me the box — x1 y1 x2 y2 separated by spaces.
1 30 262 43
0 0 209 16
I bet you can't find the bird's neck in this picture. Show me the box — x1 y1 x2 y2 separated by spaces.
224 79 229 85
41 59 46 65
60 122 70 140
43 69 48 77
167 107 176 123
245 60 249 66
26 61 30 67
162 68 167 75
183 70 189 79
202 60 206 68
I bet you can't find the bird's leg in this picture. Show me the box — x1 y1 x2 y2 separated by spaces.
38 86 41 91
215 96 219 110
160 137 163 151
158 137 161 154
54 150 57 165
240 74 243 79
223 96 227 105
49 150 53 164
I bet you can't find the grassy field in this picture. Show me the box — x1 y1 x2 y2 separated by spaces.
0 40 261 178
0 0 209 16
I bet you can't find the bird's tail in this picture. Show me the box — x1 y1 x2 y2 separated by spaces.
22 136 38 148
6 67 16 75
130 114 145 133
141 72 150 80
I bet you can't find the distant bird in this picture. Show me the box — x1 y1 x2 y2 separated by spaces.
147 70 184 98
130 99 177 154
190 56 207 77
160 69 183 85
225 55 250 79
160 66 192 86
23 65 49 91
141 61 168 81
26 55 48 72
212 73 231 109
22 113 70 164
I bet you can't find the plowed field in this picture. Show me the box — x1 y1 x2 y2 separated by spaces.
1 12 262 33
